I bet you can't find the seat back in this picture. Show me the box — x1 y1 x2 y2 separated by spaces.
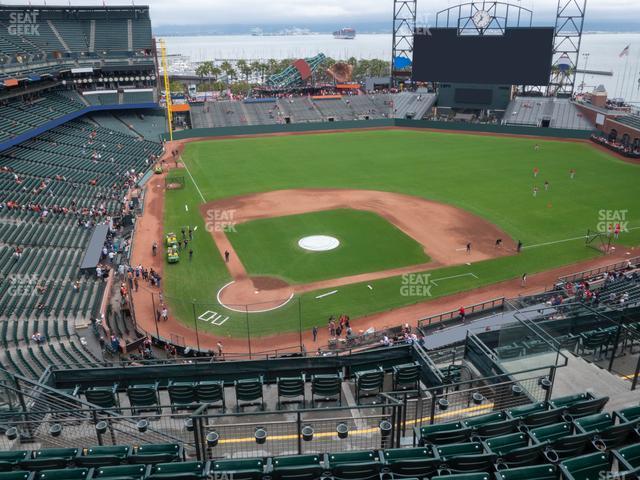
565 397 609 419
167 382 197 407
277 377 305 398
93 464 148 480
484 433 529 455
595 423 639 450
311 374 341 396
614 443 640 471
149 461 207 478
529 422 572 443
507 402 547 419
615 405 640 424
235 378 263 402
355 368 384 392
574 413 613 433
76 445 130 467
195 381 224 403
393 362 420 389
36 468 90 480
494 464 557 480
558 452 610 480
419 422 471 445
434 474 491 480
127 385 159 408
211 458 264 480
521 408 564 428
328 451 381 480
464 412 507 428
548 432 593 461
85 387 118 409
0 472 33 480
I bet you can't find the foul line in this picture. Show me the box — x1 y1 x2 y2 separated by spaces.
316 290 338 299
431 272 478 286
179 155 206 204
523 226 640 250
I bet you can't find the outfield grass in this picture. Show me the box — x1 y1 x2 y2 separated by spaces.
228 209 430 284
163 129 640 337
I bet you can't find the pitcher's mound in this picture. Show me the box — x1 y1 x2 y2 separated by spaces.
217 276 294 313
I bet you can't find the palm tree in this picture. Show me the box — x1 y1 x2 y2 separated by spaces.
220 61 235 83
236 59 253 82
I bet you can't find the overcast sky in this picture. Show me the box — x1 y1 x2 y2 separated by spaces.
0 0 636 26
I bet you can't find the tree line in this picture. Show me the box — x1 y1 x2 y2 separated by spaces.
172 57 390 94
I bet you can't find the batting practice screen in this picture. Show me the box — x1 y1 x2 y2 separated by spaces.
412 27 555 85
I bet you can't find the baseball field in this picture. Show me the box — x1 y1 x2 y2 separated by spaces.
159 129 640 338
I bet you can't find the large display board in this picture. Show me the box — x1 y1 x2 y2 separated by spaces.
412 27 554 85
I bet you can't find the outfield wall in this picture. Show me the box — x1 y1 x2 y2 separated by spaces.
168 119 593 141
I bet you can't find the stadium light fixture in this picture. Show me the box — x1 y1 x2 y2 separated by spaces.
336 422 349 439
301 425 314 442
49 423 63 437
206 431 219 447
254 427 267 445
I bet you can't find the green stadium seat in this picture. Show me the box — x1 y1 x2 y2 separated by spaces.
20 448 79 470
326 450 382 480
392 362 420 391
494 465 558 480
127 382 161 415
75 445 130 467
435 442 497 473
0 452 29 472
210 458 264 480
507 404 564 428
92 464 148 480
128 444 183 465
354 367 385 403
36 468 90 480
484 432 545 467
85 384 120 411
311 373 343 408
434 474 491 480
550 394 608 419
612 443 640 472
276 375 306 409
415 422 472 445
148 461 209 480
195 380 225 410
268 454 324 480
381 446 440 478
167 381 198 413
558 452 611 480
463 412 519 438
528 422 593 461
0 472 32 480
234 377 264 412
613 405 640 424
574 413 640 450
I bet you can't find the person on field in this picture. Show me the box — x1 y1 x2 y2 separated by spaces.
569 169 576 179
224 250 230 263
495 238 502 248
521 273 527 287
533 186 539 197
466 242 471 254
152 241 157 256
312 326 318 342
614 223 621 239
516 240 523 253
459 306 466 321
533 167 539 177
544 180 549 191
189 248 193 261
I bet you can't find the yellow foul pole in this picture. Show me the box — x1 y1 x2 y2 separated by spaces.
159 38 173 142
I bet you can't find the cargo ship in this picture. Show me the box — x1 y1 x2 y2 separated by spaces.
333 27 356 39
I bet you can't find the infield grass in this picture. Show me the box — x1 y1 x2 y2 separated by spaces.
227 209 430 284
163 129 640 338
